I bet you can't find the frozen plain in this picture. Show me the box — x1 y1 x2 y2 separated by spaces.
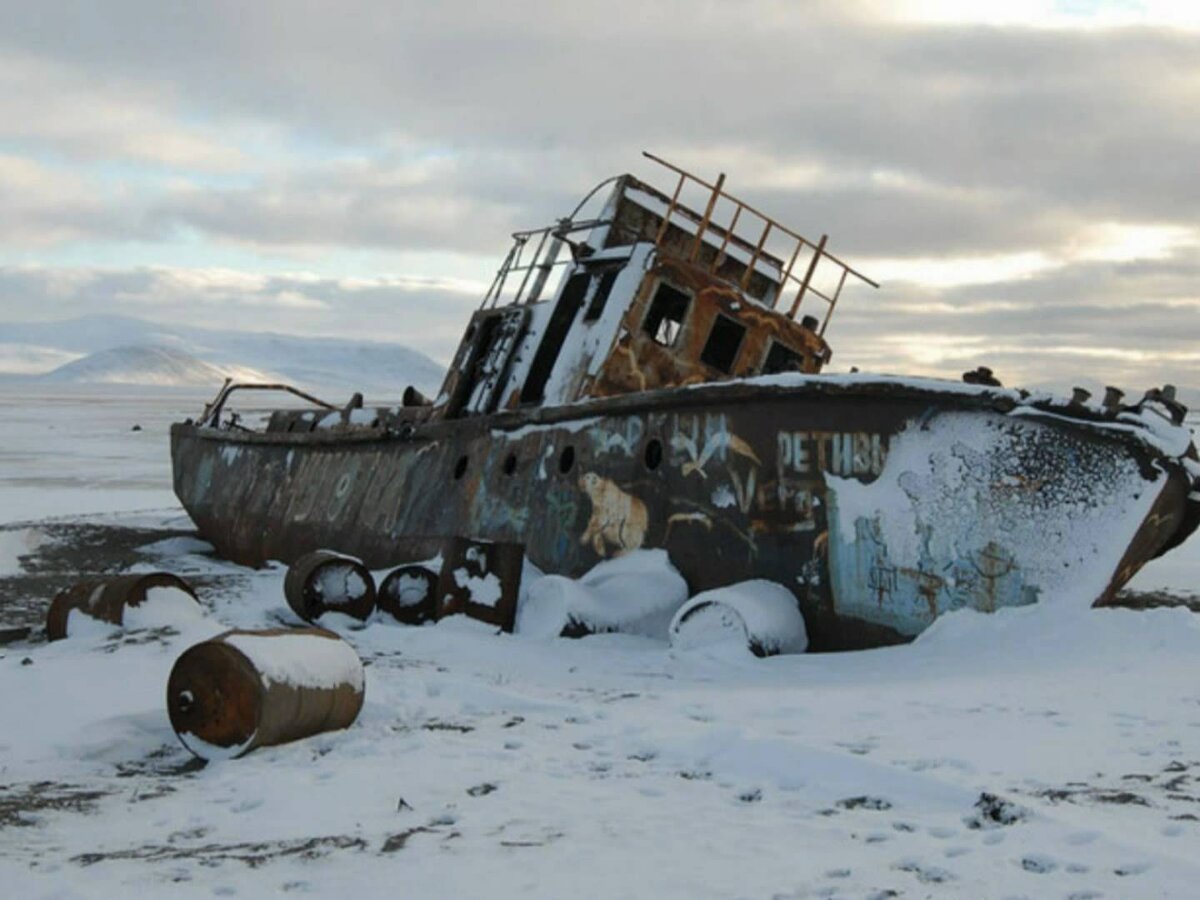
0 385 1199 899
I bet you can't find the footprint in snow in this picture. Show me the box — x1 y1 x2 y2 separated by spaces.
1019 853 1058 874
892 859 956 884
1114 861 1151 877
837 795 892 811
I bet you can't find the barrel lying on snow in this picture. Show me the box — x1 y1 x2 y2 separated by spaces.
284 551 376 622
167 627 365 760
46 572 199 641
669 581 808 657
377 564 439 625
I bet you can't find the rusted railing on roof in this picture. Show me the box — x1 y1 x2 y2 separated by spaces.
641 151 878 335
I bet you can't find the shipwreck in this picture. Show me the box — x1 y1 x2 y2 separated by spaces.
171 153 1200 650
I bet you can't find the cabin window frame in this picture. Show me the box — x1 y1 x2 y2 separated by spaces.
642 280 691 348
761 339 808 376
699 312 747 374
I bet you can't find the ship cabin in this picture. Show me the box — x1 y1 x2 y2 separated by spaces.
433 153 876 421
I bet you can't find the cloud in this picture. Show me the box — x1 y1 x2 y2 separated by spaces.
0 1 1195 391
146 155 530 254
826 244 1200 391
0 54 246 170
0 265 483 361
0 155 153 246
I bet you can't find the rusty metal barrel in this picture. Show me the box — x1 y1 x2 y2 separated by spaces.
166 627 365 760
46 572 198 641
283 550 376 622
378 564 439 625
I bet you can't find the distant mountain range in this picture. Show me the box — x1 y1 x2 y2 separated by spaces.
0 315 446 398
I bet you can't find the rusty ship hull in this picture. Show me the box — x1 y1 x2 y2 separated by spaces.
170 159 1200 650
171 375 1198 651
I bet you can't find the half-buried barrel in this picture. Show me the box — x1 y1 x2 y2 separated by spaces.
167 627 365 760
47 572 198 641
284 551 376 621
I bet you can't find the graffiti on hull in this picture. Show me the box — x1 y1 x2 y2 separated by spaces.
579 472 649 556
826 509 1039 635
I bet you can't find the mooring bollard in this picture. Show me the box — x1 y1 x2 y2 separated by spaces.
166 627 365 760
46 572 199 641
283 550 376 622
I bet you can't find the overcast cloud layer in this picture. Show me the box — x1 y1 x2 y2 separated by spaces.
0 0 1196 392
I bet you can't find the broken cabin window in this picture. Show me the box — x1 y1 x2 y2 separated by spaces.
643 282 690 347
762 341 806 375
583 268 620 322
700 314 746 374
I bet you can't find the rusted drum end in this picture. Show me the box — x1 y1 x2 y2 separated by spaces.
167 639 264 759
46 572 198 641
378 565 438 625
167 627 365 760
284 551 376 622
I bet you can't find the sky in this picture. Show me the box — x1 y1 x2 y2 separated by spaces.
0 0 1197 392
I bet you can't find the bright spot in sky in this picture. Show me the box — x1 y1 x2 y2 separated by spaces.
873 0 1200 29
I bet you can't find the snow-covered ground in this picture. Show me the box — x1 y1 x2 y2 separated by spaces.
1 385 1198 898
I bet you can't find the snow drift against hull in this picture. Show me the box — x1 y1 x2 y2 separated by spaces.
824 410 1170 636
170 155 1200 650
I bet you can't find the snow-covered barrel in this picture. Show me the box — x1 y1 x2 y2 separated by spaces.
166 627 365 760
669 581 808 657
378 564 439 625
284 550 376 622
46 572 199 641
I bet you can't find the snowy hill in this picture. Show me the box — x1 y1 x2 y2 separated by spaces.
0 315 445 397
40 345 273 387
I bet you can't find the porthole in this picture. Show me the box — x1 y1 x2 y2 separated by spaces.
453 455 469 480
644 438 663 471
558 445 575 475
503 453 518 476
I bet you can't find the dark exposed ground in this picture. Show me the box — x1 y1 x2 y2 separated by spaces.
0 517 251 636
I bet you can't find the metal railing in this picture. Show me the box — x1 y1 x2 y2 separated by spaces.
641 152 878 334
482 218 613 309
197 379 339 428
481 156 879 335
